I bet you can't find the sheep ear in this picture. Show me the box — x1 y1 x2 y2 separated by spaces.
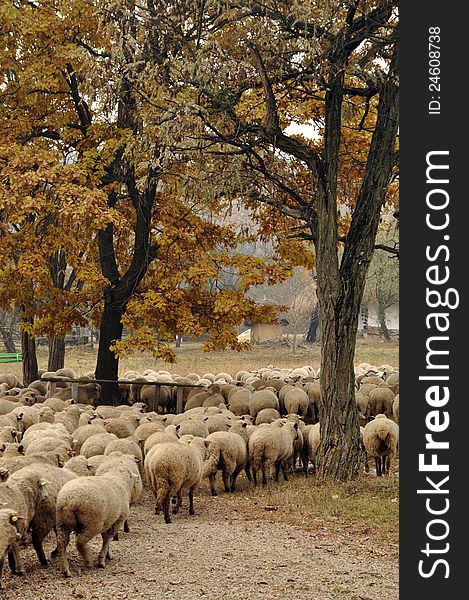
204 440 210 448
0 443 5 452
242 422 247 428
203 417 209 421
293 423 299 430
17 444 24 453
176 425 181 431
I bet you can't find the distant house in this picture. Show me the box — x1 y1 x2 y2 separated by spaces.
241 319 288 343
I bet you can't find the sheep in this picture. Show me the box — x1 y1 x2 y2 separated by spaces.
283 387 310 418
103 417 138 439
175 418 209 439
55 453 138 576
0 444 24 458
392 394 399 424
144 430 179 457
24 435 73 458
0 399 20 416
104 437 143 473
203 431 247 495
203 413 232 434
362 414 399 476
0 508 23 590
249 389 279 419
248 421 299 485
227 388 252 416
368 386 395 419
307 423 321 474
255 408 281 425
144 437 207 524
0 427 18 444
0 449 67 481
0 463 76 574
132 421 165 445
52 382 102 405
80 432 118 458
70 423 106 453
95 452 142 535
140 384 174 413
64 455 95 477
42 397 68 412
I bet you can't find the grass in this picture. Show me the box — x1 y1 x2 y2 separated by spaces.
2 337 398 380
242 471 397 536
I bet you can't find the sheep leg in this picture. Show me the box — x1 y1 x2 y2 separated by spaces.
123 519 130 533
173 490 183 514
163 494 172 524
222 470 231 493
385 456 391 476
375 457 382 476
244 462 252 482
188 485 196 515
252 466 258 486
261 460 268 486
281 460 289 481
274 461 281 482
301 447 309 476
230 466 243 492
97 530 113 568
31 529 48 566
75 534 93 569
7 543 25 575
208 473 218 496
57 527 72 577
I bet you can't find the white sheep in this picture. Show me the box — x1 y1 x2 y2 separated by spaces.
203 431 247 495
248 421 299 485
362 414 399 476
56 453 139 576
144 437 207 523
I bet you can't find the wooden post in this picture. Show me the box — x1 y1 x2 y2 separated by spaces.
48 382 56 398
71 383 78 403
176 387 184 414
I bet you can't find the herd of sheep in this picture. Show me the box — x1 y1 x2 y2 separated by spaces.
0 362 399 589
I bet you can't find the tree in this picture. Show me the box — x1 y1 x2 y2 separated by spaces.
184 0 399 480
1 1 296 397
363 225 399 340
0 308 18 353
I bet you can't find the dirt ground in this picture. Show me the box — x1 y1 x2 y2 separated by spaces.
1 478 398 600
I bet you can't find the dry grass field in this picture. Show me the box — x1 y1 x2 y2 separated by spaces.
4 337 398 381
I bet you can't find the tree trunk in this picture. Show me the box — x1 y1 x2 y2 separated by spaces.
1 329 16 353
95 299 125 405
292 329 297 353
0 310 18 352
314 38 399 482
377 305 391 341
20 315 38 386
48 336 65 371
175 334 181 348
306 303 319 343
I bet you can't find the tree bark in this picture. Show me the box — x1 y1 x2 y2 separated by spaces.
377 305 391 341
1 329 16 353
20 313 39 386
0 310 18 352
95 296 125 405
306 303 319 343
48 336 65 371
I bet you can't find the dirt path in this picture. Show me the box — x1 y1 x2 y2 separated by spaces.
2 485 398 600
